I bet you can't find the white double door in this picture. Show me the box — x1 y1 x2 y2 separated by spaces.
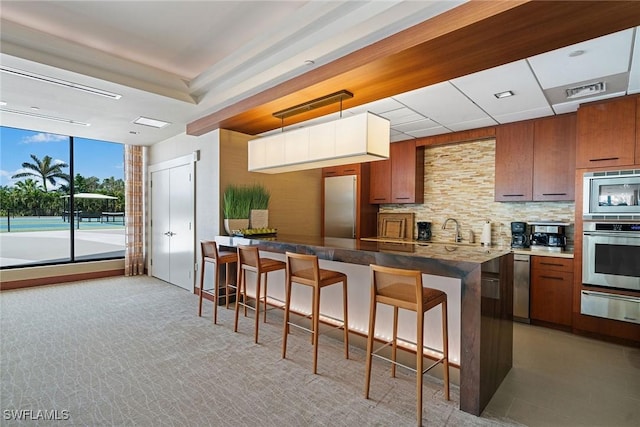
151 163 194 291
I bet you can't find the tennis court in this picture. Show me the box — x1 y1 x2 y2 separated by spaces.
0 216 125 267
1 215 124 233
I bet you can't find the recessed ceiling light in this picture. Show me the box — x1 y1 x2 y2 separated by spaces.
569 50 585 57
0 107 90 126
304 60 315 66
129 131 140 135
0 66 122 100
494 90 514 99
0 101 7 106
133 116 171 128
30 106 40 110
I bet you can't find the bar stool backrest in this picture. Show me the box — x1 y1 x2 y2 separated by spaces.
237 244 260 272
370 264 423 311
201 240 220 260
286 252 320 286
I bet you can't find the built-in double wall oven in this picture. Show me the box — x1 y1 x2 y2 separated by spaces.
582 169 640 325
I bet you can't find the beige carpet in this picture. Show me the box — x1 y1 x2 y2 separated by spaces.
0 276 520 426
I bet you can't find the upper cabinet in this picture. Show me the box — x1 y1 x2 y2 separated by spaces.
369 140 424 204
495 121 534 201
322 164 361 177
495 114 576 202
369 158 391 203
576 96 637 169
533 114 576 201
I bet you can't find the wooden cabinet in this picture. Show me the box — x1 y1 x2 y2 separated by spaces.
495 121 534 201
322 164 361 177
495 115 576 201
530 256 573 327
533 114 576 201
369 158 391 203
369 140 424 204
576 96 637 169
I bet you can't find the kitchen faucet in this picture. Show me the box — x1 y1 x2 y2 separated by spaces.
442 218 462 243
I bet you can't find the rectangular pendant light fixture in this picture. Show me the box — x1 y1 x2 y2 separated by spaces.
248 111 390 174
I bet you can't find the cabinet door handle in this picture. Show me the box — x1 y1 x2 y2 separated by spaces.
542 193 567 196
395 197 411 200
540 275 563 280
502 194 524 197
343 169 356 173
589 157 619 162
373 197 386 201
540 262 564 267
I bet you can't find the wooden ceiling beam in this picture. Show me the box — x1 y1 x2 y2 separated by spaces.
187 1 640 137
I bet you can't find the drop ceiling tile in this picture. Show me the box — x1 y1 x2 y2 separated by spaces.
528 28 634 89
452 60 552 119
544 73 629 106
391 132 414 142
551 101 580 115
405 126 449 138
345 97 404 115
493 106 553 124
393 81 491 126
392 118 438 133
447 117 497 132
380 108 426 125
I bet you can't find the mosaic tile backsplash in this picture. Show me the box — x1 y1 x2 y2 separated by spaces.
380 139 575 248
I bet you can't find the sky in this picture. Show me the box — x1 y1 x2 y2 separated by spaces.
0 126 124 188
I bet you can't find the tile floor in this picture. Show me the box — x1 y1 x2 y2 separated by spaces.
484 322 640 426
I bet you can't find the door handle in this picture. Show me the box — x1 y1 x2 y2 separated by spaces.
164 231 176 236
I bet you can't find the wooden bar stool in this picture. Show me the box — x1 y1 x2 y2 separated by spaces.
198 240 237 324
234 244 285 343
282 252 349 374
364 264 450 427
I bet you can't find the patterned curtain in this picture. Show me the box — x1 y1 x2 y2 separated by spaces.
124 145 145 275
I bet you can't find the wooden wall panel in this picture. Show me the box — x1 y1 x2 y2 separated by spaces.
219 129 322 237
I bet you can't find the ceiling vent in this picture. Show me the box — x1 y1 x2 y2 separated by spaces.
566 82 606 99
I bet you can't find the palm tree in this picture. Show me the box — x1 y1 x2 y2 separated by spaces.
11 154 69 192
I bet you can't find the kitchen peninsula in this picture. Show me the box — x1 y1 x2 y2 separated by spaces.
215 234 513 416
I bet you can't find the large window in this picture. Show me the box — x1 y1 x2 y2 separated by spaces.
0 126 125 268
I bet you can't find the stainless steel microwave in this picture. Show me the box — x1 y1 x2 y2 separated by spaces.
583 170 640 220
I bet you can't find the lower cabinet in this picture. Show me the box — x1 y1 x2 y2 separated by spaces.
530 256 574 327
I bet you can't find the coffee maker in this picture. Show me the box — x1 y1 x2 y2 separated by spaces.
530 222 568 251
511 222 530 248
417 221 432 241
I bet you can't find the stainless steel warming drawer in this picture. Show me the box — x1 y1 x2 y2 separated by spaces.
581 290 640 325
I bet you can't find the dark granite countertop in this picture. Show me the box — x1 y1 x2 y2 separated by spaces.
216 234 510 266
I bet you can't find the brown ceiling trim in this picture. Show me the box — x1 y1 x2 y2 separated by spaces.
187 1 640 137
186 0 527 136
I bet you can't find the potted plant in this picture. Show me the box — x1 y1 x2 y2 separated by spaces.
249 184 270 229
223 185 251 235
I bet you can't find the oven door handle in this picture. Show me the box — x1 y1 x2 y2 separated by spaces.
583 231 640 238
581 291 640 304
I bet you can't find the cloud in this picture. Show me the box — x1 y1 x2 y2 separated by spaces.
53 158 68 166
21 133 68 144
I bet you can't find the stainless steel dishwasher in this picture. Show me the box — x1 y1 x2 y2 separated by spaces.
513 253 530 323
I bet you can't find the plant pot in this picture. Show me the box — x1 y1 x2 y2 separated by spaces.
224 218 249 235
250 209 269 229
